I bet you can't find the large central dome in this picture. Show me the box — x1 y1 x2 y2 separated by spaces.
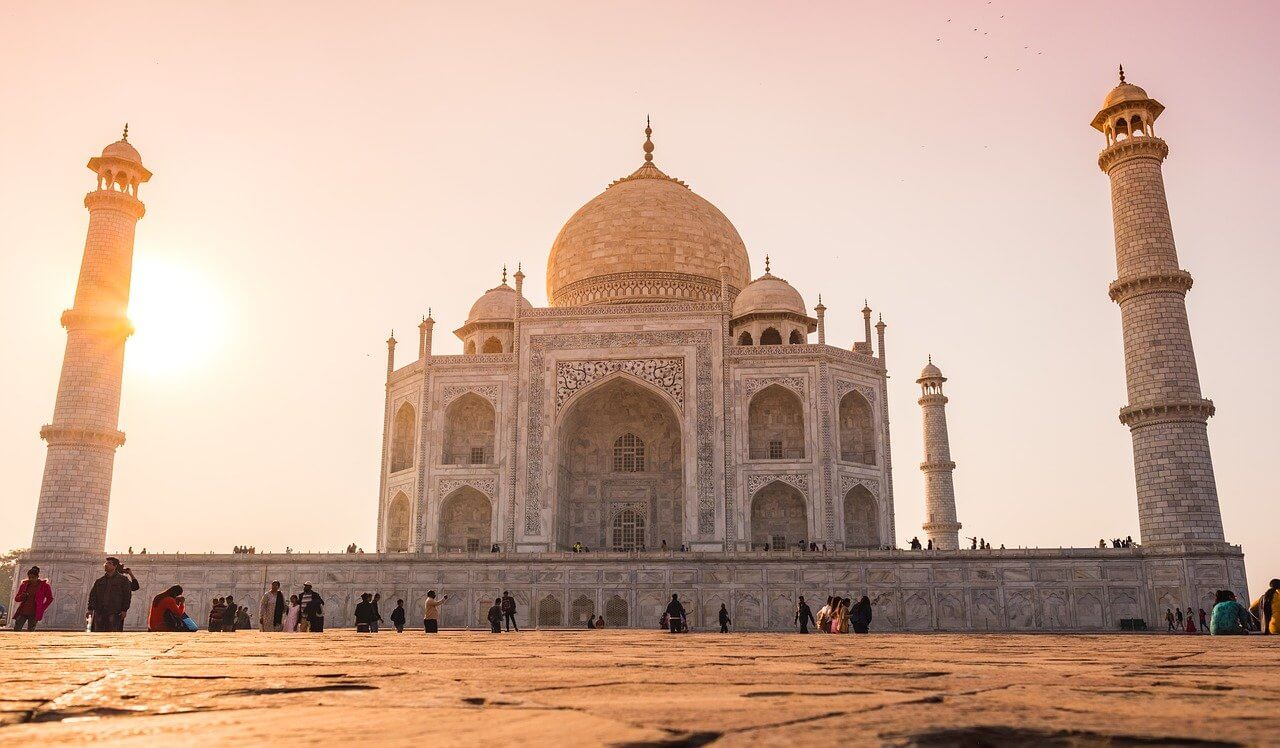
546 125 751 306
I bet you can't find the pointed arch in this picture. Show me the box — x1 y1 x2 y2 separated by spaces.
750 480 807 550
838 390 875 464
604 595 629 627
463 340 477 355
390 402 416 472
748 383 805 460
443 392 496 465
842 484 878 548
537 595 563 627
438 486 492 551
482 336 503 354
788 329 804 344
570 595 595 626
760 327 783 345
385 491 411 552
737 330 754 346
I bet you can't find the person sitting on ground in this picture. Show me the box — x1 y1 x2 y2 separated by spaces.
12 566 53 632
1210 590 1253 635
390 599 406 633
147 585 186 632
487 598 503 633
594 615 606 629
587 615 596 629
355 593 377 633
718 603 731 633
852 596 874 634
1249 579 1280 635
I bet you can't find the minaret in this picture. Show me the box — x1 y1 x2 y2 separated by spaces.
918 357 961 550
31 128 151 552
1093 68 1224 544
814 296 826 345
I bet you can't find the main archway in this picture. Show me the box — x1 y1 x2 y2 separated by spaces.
556 376 683 551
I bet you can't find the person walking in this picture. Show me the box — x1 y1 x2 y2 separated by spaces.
86 557 140 632
1175 607 1184 630
147 585 186 632
501 591 519 632
370 593 383 633
1250 579 1280 635
223 596 239 632
423 590 448 633
718 603 731 633
355 593 377 633
816 597 834 633
1165 608 1175 632
12 566 53 631
665 594 686 633
390 599 406 633
260 581 286 632
1185 606 1197 634
835 598 853 634
487 598 503 633
284 595 301 632
1210 590 1253 635
1198 608 1209 634
298 583 324 633
795 596 815 634
851 596 874 634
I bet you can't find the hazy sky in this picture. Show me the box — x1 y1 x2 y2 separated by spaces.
1 2 1276 595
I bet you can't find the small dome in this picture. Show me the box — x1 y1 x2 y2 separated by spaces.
918 361 945 382
732 272 806 318
467 283 531 323
1103 82 1150 109
102 139 142 164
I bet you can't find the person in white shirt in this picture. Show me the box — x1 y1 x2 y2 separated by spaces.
259 581 286 632
423 590 449 633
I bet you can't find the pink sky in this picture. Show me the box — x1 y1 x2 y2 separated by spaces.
1 2 1276 594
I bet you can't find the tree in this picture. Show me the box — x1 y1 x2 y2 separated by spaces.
0 548 29 606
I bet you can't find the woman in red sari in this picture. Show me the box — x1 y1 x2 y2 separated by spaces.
147 585 186 631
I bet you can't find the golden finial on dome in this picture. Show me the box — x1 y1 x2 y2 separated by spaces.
1118 64 1125 84
643 115 654 163
502 264 508 285
764 254 771 273
122 123 129 142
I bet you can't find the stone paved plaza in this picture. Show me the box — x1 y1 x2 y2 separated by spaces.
1 631 1276 745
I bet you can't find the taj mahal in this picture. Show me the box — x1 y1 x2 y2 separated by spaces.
15 71 1249 631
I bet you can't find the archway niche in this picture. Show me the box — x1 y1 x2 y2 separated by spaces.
605 595 628 627
390 402 416 472
443 393 496 465
438 487 492 552
838 390 876 464
557 376 683 551
737 331 753 346
538 595 562 627
843 484 879 548
464 340 477 355
570 595 595 626
385 492 411 552
788 329 804 344
748 384 805 460
750 481 808 550
482 337 503 354
760 327 783 345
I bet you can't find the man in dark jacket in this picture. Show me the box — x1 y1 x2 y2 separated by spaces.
795 596 816 634
298 583 324 632
390 599 406 633
87 557 139 632
354 593 377 633
501 591 519 632
487 598 503 633
718 603 731 633
665 594 686 633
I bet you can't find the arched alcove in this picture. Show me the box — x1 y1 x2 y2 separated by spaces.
760 327 783 345
557 376 682 551
438 487 492 552
605 596 629 627
443 393 496 465
788 329 804 344
843 484 879 548
482 337 503 354
737 331 754 346
748 384 805 460
390 402 416 472
537 595 562 627
750 481 807 550
570 595 595 626
385 491 411 552
838 390 875 465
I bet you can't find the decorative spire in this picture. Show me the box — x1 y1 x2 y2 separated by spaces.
122 123 129 142
502 264 508 285
928 353 933 364
643 115 654 163
764 254 771 274
1118 64 1125 84
427 307 432 320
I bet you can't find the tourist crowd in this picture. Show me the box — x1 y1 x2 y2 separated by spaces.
10 558 1279 638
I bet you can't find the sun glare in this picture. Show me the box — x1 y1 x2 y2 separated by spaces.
127 258 227 376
